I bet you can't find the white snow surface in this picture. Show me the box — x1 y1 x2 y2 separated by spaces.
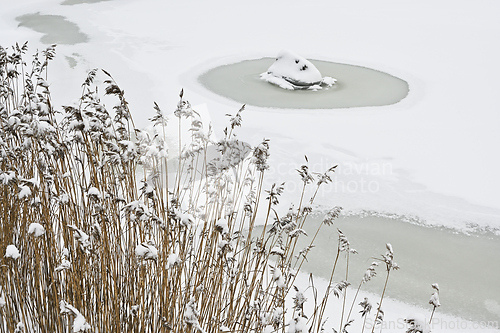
264 50 322 83
4 244 21 260
2 0 498 233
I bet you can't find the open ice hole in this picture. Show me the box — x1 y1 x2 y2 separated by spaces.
199 55 409 109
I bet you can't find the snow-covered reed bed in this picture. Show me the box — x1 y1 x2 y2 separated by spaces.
0 43 434 333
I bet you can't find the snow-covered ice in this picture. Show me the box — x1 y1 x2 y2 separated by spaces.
264 50 323 85
0 0 494 233
2 0 498 231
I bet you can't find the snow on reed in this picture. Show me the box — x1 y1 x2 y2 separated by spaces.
0 43 442 333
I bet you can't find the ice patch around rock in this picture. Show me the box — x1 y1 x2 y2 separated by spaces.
260 50 336 90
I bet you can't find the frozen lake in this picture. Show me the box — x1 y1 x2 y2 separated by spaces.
256 214 500 323
16 13 88 45
199 58 409 109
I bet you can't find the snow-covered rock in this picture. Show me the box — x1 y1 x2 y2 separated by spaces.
4 244 21 259
260 50 336 90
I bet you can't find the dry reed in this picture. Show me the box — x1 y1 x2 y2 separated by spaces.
0 43 414 333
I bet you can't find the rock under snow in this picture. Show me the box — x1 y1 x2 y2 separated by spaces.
260 50 336 90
